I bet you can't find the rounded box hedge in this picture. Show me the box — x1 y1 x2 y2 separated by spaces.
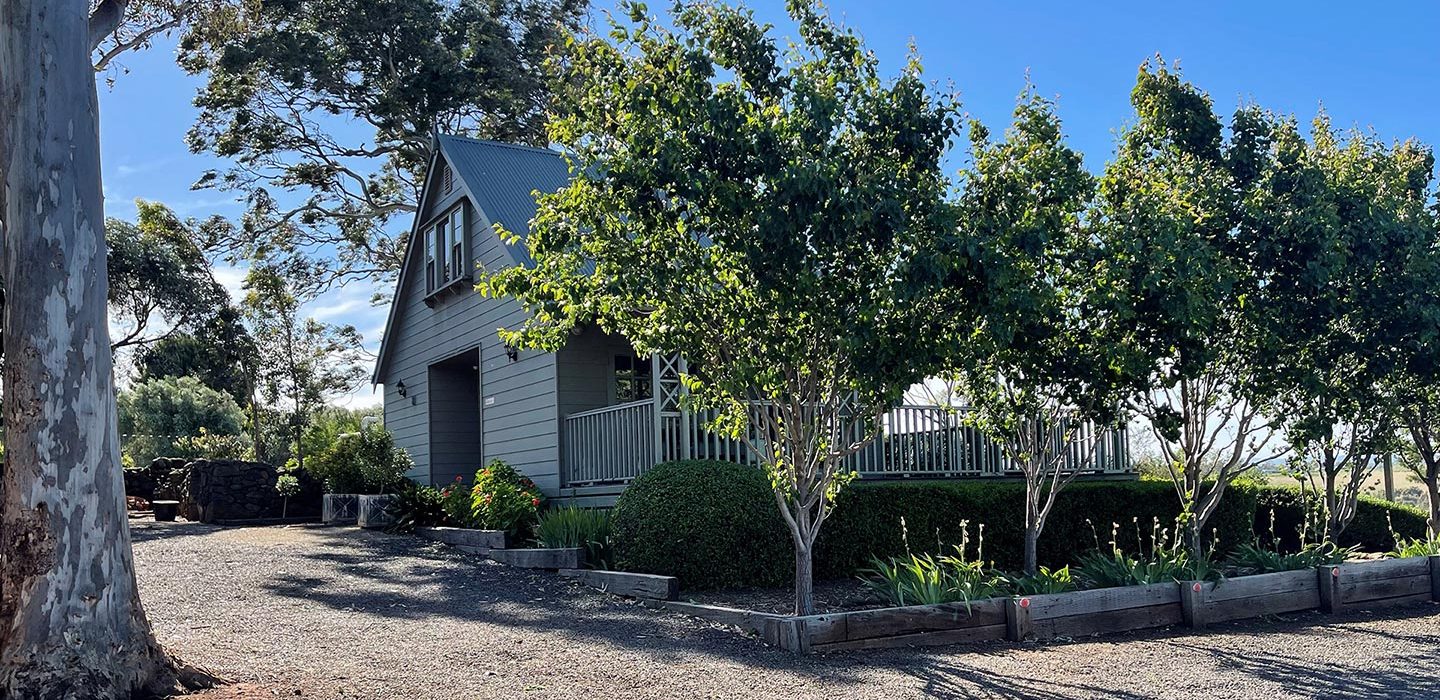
610 459 791 589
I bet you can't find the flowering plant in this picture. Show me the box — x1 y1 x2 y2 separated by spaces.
439 475 476 527
468 459 543 537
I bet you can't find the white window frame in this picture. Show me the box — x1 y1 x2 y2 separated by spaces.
422 202 469 299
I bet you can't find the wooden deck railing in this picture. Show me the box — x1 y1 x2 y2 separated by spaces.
560 401 1131 488
561 399 656 486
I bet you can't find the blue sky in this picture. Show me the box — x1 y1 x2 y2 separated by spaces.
97 1 1440 406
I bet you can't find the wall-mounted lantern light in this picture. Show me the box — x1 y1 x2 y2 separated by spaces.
505 344 519 362
396 380 408 398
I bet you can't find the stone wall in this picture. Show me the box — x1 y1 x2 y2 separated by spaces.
127 457 322 523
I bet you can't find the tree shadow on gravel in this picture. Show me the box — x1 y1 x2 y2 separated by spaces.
1164 640 1440 699
258 527 871 681
129 521 229 543
248 527 1440 695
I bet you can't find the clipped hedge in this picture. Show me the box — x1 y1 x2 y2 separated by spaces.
611 460 791 589
1253 485 1428 552
813 479 1258 576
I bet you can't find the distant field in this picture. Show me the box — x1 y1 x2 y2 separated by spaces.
1258 468 1428 510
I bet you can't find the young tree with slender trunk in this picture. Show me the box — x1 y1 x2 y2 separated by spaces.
1251 116 1436 541
241 265 367 471
1094 63 1286 558
950 89 1135 574
480 0 979 615
0 0 216 695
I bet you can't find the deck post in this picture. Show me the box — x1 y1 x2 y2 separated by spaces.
1179 581 1206 629
651 353 664 466
1318 565 1342 614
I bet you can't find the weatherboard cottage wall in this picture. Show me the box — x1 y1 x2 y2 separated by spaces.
377 137 571 493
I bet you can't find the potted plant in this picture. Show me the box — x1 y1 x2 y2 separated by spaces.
309 426 413 526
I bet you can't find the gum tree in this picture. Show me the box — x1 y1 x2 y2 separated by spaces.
950 89 1136 574
1094 63 1285 559
479 0 978 615
1 0 214 695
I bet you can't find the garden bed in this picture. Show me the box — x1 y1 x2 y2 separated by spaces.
659 555 1440 654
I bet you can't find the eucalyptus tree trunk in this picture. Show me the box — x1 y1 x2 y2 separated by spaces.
0 1 211 695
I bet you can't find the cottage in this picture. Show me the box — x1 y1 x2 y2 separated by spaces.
372 136 1134 505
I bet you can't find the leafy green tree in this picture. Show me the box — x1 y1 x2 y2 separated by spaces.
1093 62 1286 559
178 0 587 293
1250 116 1436 540
134 305 258 407
108 199 232 351
949 89 1135 574
241 265 368 472
118 375 246 466
480 0 977 615
91 0 234 76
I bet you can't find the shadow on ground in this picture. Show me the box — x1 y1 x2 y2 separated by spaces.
147 522 1440 699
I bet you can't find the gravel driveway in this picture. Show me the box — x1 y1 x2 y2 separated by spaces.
132 522 1440 699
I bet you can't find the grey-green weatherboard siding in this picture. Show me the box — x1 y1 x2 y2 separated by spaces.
376 137 571 493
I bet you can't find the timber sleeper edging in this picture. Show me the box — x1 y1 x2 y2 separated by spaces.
663 555 1440 654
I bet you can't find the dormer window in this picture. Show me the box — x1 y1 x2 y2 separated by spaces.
424 202 469 298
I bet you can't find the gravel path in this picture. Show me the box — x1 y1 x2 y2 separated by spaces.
132 522 1440 699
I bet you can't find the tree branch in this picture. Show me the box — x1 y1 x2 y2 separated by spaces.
89 0 130 52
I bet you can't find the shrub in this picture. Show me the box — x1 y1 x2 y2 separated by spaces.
1254 485 1428 552
118 375 246 466
611 460 791 589
307 425 413 494
469 460 543 537
385 483 447 533
814 479 1258 577
438 476 476 527
537 505 613 569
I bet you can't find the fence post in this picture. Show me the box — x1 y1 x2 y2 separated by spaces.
1429 555 1440 603
1005 597 1032 642
1179 581 1207 629
1318 565 1342 614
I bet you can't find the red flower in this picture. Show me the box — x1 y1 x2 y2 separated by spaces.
454 475 464 483
531 497 540 507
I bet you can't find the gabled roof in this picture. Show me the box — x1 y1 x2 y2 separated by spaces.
371 135 570 383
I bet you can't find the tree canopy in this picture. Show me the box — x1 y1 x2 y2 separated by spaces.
179 0 587 293
480 0 980 614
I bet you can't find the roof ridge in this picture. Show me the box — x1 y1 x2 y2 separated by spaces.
437 133 561 157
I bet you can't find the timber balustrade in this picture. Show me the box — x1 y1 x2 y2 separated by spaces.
561 400 1131 488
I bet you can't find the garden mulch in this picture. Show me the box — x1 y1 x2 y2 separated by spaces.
133 521 1440 699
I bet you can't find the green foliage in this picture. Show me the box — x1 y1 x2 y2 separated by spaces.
483 0 981 614
1003 566 1077 595
1255 485 1427 553
107 200 234 352
1390 534 1440 559
135 307 257 408
118 375 247 466
172 427 252 461
438 476 476 528
860 520 1004 607
537 506 613 569
814 479 1258 577
1075 548 1191 588
385 483 448 534
468 460 544 537
241 265 368 466
611 460 791 590
1227 542 1351 575
307 425 413 494
179 0 586 290
275 473 302 498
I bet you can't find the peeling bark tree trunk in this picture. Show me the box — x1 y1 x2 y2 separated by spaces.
0 1 210 696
